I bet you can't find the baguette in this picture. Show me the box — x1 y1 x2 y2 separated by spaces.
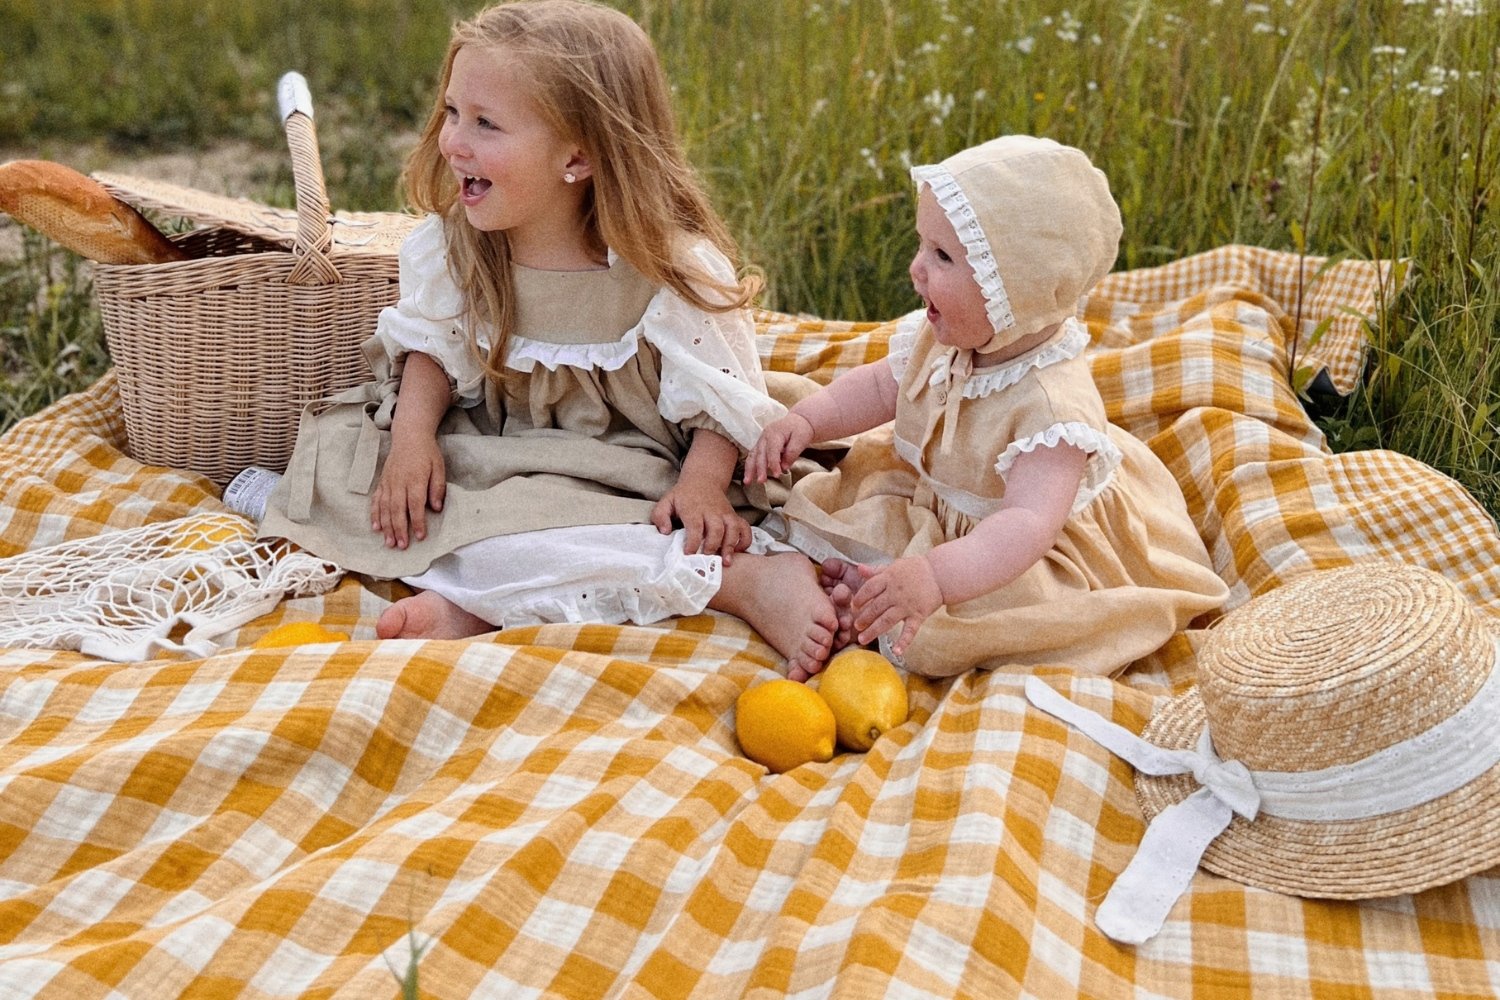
0 159 187 264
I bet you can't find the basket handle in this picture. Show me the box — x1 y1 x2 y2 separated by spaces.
277 71 340 286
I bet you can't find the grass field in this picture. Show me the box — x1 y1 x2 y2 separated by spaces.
2 0 1496 516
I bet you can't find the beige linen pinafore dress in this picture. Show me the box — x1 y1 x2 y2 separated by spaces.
260 215 786 587
772 317 1228 677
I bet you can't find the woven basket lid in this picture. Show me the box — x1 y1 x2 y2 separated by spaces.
1135 562 1500 899
92 171 420 257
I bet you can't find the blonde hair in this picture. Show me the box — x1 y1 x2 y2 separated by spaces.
401 0 759 383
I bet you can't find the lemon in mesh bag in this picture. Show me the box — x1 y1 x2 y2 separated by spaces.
0 512 342 661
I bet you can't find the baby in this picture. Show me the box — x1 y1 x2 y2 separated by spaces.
748 135 1227 681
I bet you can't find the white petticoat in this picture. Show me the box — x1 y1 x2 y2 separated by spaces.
404 524 787 629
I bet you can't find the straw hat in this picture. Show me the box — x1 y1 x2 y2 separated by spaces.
1135 561 1500 899
909 135 1122 351
1026 561 1500 943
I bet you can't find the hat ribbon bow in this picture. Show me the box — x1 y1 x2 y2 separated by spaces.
1024 659 1500 946
1024 676 1260 945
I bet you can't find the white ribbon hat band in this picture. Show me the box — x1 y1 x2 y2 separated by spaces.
1023 651 1500 945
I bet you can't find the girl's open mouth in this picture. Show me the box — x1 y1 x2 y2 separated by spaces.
460 175 492 205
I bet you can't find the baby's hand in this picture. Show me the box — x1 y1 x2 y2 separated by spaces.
650 480 752 563
372 432 446 549
851 556 944 656
745 412 814 484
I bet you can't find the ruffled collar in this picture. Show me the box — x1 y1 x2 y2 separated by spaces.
907 317 1089 453
957 318 1089 400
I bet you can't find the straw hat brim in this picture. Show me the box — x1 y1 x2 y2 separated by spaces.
1135 677 1500 899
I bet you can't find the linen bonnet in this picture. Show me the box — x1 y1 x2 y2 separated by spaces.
1026 562 1500 945
910 135 1123 351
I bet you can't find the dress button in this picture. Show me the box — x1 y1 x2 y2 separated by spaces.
934 389 947 404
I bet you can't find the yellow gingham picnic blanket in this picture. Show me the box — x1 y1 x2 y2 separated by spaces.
3 245 1499 998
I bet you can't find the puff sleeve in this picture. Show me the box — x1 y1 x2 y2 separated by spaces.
640 241 785 451
372 214 488 406
993 343 1124 513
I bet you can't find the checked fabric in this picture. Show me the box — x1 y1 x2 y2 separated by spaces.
1 245 1498 999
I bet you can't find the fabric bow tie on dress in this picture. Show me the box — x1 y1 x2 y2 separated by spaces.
908 344 974 455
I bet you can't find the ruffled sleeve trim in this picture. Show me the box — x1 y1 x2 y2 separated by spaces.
960 319 1089 400
911 163 1015 336
641 240 784 451
994 420 1123 513
373 213 487 406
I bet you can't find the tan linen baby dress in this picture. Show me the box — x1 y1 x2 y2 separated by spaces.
773 317 1228 677
763 135 1226 676
259 214 786 578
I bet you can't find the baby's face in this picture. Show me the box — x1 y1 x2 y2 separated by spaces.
909 187 993 352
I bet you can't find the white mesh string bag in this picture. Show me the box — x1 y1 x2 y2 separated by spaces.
0 513 343 661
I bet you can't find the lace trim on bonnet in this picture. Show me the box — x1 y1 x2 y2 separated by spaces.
910 163 1015 336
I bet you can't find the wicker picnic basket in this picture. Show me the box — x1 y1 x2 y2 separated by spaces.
91 73 421 488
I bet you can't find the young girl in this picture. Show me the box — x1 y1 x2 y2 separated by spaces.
747 135 1228 681
250 0 837 676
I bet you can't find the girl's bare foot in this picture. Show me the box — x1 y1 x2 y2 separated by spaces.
711 552 837 681
376 590 492 640
819 557 869 650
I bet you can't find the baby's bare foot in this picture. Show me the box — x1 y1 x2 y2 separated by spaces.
376 590 492 640
819 558 868 650
712 552 837 680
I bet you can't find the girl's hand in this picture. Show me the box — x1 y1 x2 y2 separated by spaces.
850 556 944 655
744 412 814 484
372 432 446 549
651 479 752 563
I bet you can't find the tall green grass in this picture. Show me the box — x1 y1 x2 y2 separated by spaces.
2 0 1496 514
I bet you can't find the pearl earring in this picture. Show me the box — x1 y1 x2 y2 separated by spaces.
564 172 577 184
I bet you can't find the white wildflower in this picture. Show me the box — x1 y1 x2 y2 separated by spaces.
1014 35 1035 54
1056 9 1082 42
923 89 955 125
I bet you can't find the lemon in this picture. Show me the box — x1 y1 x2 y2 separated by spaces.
735 679 837 773
252 622 350 648
169 514 252 552
815 649 909 752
